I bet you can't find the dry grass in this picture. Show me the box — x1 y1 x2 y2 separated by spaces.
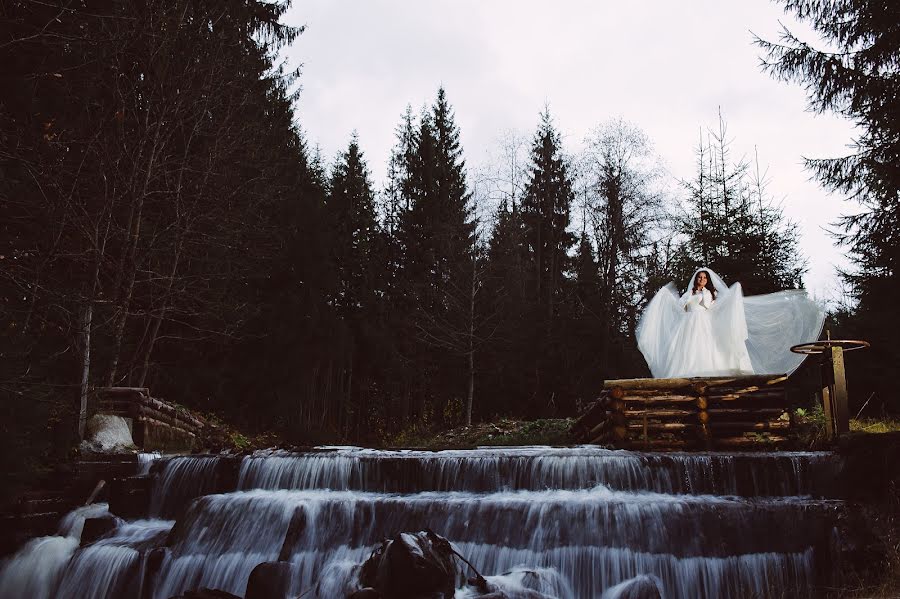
851 417 900 434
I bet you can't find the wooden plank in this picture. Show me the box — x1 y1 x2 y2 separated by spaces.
619 439 699 450
712 435 790 448
626 422 694 432
707 420 791 432
707 390 786 401
707 408 786 416
621 395 696 404
587 420 613 438
617 389 698 398
604 374 788 390
623 408 694 419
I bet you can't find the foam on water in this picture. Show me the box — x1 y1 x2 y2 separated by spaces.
0 446 842 598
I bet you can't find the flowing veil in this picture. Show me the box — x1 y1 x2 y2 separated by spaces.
636 268 825 378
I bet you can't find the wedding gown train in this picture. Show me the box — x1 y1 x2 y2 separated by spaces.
636 268 825 379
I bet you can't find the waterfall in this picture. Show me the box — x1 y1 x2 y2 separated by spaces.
0 446 844 598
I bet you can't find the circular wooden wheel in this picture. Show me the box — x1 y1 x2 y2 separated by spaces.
790 339 870 355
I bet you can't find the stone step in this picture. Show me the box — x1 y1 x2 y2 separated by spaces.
0 511 67 557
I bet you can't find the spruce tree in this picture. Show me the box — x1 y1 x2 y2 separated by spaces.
329 134 380 317
520 109 575 414
394 88 475 425
674 115 805 294
757 0 900 412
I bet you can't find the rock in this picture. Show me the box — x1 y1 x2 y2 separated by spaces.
600 574 664 599
168 589 242 599
246 561 293 599
82 414 136 452
108 475 152 519
80 515 118 546
357 530 458 599
347 589 381 599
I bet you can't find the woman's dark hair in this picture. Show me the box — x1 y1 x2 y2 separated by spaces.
692 270 717 300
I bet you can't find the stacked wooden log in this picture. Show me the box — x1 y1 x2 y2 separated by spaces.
97 387 208 451
571 375 795 450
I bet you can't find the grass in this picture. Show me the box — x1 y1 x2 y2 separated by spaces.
850 417 900 434
385 418 575 449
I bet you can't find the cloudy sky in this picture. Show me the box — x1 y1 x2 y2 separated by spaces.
281 0 858 301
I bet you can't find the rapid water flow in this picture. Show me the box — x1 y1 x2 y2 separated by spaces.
0 447 843 598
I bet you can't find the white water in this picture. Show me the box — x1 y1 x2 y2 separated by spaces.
138 452 162 475
0 447 843 598
0 503 110 599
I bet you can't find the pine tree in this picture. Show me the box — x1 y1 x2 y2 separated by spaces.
393 88 475 425
520 109 576 414
674 114 805 294
757 0 900 412
482 199 531 415
329 134 380 316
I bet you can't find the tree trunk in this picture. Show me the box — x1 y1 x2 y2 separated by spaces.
77 301 93 440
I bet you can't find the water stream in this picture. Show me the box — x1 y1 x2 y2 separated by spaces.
0 446 844 598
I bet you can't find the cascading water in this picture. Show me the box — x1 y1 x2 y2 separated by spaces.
0 446 844 598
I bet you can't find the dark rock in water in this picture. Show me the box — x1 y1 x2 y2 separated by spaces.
357 530 458 598
246 561 293 599
278 508 307 561
348 589 382 598
475 591 554 598
600 574 663 599
108 474 152 519
80 515 118 546
168 589 242 599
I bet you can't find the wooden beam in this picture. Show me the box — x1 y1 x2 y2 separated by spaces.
831 346 850 436
604 374 788 390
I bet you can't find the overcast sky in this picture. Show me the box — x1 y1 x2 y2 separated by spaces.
281 0 858 302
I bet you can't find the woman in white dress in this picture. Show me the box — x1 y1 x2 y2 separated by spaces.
636 267 825 379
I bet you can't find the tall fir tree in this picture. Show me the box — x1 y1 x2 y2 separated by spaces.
674 114 805 295
757 0 900 412
393 88 475 425
520 109 576 414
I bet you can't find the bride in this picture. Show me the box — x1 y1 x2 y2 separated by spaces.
636 267 825 378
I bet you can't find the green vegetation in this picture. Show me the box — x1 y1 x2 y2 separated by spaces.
386 418 575 449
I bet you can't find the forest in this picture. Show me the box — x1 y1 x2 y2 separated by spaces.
1 0 897 476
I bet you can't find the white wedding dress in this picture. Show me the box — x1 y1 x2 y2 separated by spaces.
636 268 826 378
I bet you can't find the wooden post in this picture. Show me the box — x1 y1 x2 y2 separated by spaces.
696 395 711 449
830 346 849 436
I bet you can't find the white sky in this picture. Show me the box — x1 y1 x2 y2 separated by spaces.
281 0 859 302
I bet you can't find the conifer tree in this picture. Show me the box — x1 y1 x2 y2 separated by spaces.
674 114 805 294
392 88 475 424
757 0 900 412
520 109 575 413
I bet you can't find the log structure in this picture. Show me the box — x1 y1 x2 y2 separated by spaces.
97 387 209 452
571 375 795 450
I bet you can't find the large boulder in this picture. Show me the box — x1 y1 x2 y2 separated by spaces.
246 561 293 599
357 530 458 598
